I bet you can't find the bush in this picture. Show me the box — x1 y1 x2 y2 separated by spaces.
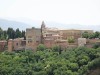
37 44 46 51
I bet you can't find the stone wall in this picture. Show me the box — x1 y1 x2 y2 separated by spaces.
26 28 41 50
78 38 86 47
8 39 13 52
0 40 7 51
86 39 100 48
8 38 26 51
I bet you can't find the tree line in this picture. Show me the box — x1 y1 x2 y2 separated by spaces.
82 31 100 39
0 45 100 75
0 27 25 40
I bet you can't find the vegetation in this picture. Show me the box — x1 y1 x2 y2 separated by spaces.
0 27 25 40
82 31 100 39
0 46 100 75
92 42 100 49
68 37 75 43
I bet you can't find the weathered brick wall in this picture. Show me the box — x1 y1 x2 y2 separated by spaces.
26 28 41 50
86 39 100 48
0 41 7 51
8 40 13 52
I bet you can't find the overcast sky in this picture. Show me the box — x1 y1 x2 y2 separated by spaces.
0 0 100 25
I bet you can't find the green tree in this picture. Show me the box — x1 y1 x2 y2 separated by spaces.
37 44 46 51
82 31 89 38
7 28 15 39
88 33 95 39
94 31 100 38
68 37 75 43
15 28 22 38
92 42 100 49
52 45 62 54
22 30 26 40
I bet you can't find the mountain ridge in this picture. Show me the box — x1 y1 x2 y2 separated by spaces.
0 18 100 31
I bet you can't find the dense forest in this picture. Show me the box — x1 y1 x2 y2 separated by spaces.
0 45 100 75
0 27 25 40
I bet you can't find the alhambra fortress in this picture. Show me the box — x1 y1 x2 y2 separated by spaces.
0 21 100 52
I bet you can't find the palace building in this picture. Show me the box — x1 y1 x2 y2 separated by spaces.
8 21 94 51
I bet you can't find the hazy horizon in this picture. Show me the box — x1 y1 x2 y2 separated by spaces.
0 18 100 32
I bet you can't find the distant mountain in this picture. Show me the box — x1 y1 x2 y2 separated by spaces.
0 18 100 31
45 22 100 31
0 19 33 30
15 18 100 31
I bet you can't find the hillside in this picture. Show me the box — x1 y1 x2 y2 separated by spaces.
0 19 32 30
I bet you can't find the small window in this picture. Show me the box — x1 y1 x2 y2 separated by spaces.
28 40 32 43
16 43 18 46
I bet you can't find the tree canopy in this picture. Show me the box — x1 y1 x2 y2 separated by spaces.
0 46 99 75
0 27 25 40
82 31 100 39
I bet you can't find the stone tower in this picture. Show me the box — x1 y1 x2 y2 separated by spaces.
41 21 46 30
8 39 13 52
41 21 46 44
